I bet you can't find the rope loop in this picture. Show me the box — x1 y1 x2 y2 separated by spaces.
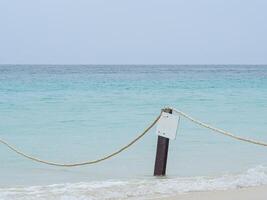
0 113 161 167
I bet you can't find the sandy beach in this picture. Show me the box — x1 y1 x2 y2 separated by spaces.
161 185 267 200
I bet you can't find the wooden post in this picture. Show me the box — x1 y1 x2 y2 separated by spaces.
154 108 172 176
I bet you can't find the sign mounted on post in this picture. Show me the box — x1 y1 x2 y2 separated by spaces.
156 111 179 140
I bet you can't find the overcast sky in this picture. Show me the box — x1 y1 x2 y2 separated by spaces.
0 0 266 65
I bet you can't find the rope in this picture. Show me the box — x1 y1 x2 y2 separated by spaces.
171 108 267 147
0 113 161 167
1 107 267 167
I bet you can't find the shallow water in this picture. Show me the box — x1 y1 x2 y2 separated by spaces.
1 65 267 199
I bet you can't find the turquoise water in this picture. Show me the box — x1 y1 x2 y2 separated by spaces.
1 65 267 199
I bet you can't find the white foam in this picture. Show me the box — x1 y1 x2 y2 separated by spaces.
1 166 267 200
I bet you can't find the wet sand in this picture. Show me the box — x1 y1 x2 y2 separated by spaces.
161 185 267 200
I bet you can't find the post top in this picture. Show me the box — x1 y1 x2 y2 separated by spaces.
162 107 172 113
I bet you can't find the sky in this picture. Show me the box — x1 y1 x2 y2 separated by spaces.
0 0 266 65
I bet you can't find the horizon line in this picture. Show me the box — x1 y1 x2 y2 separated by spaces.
1 64 267 66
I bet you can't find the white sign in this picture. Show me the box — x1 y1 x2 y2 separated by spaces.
156 112 179 140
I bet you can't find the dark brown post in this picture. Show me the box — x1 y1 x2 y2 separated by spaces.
154 108 172 176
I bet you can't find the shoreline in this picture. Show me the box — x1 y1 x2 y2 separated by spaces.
161 185 267 200
1 182 267 199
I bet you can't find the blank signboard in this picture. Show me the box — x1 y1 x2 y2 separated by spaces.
156 111 179 140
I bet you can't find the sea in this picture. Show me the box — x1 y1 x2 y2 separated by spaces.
0 65 267 199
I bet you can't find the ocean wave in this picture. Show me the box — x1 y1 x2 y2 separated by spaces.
1 166 267 200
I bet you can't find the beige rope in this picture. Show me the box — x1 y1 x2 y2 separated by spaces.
0 113 161 167
1 107 267 167
171 108 267 147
